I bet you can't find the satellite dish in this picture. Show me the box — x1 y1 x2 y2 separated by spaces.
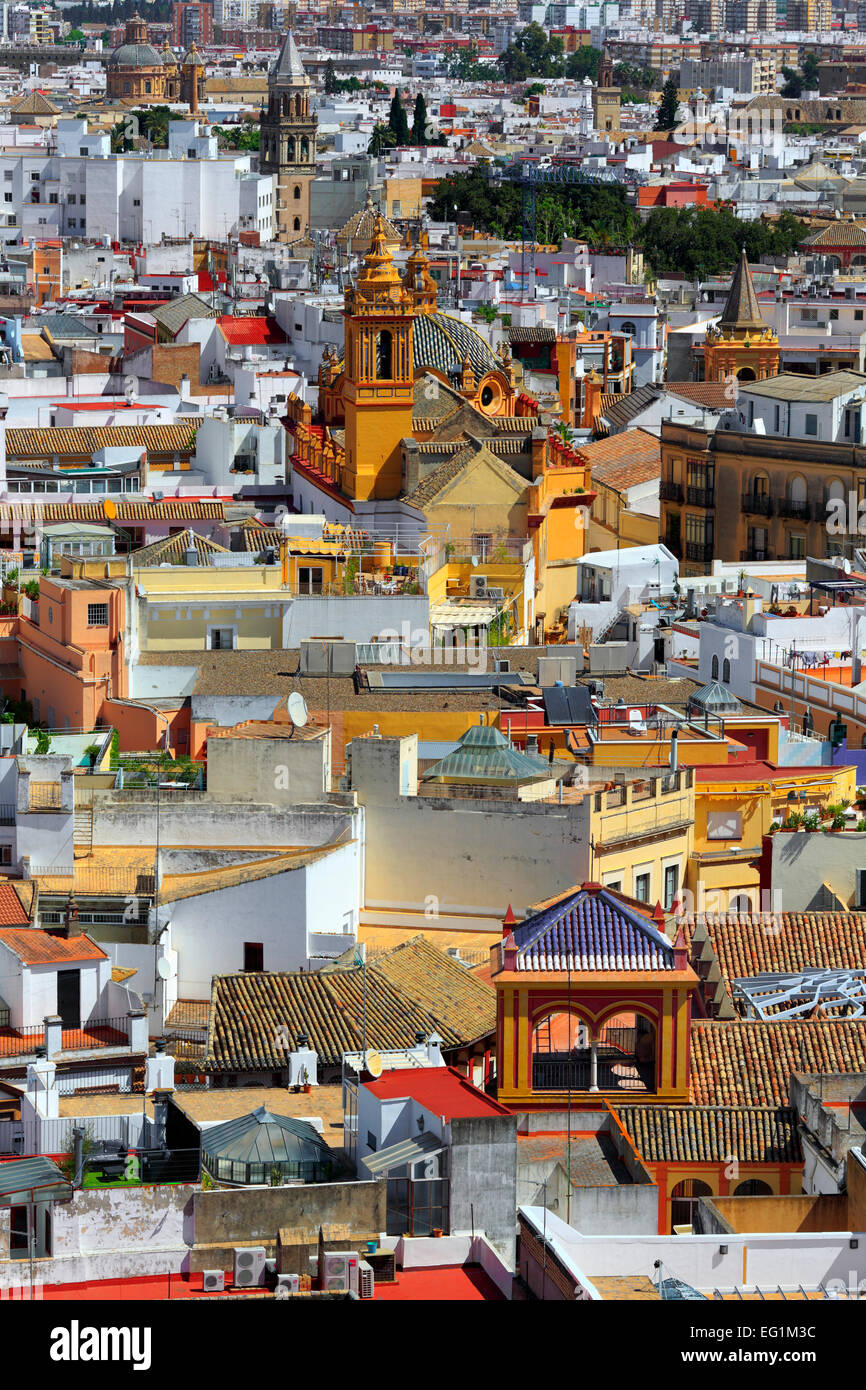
288 691 309 728
102 498 118 520
471 555 479 567
365 1050 383 1078
156 958 171 980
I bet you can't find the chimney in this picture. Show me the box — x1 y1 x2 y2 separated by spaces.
669 726 678 773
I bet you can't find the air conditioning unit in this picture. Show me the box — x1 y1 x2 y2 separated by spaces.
276 1273 300 1293
233 1246 267 1288
202 1269 225 1293
358 1261 375 1300
320 1251 359 1293
470 574 488 600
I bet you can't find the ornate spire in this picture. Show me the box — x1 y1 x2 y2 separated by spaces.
719 247 767 334
271 30 309 89
350 215 406 310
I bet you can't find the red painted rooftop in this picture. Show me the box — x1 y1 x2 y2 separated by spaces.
0 928 106 964
362 1065 512 1119
696 760 841 783
217 315 287 346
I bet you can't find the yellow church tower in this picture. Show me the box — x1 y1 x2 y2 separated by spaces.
703 247 779 384
342 214 416 501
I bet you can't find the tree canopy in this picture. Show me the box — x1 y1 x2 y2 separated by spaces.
654 75 679 132
641 206 806 277
427 163 638 247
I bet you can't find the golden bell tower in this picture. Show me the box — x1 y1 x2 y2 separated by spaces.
342 215 416 502
703 247 779 384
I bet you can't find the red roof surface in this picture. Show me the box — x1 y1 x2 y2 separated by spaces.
217 316 287 346
0 885 28 928
363 1066 512 1120
0 929 106 965
696 760 843 784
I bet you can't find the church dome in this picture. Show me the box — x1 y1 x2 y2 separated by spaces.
182 44 204 67
414 311 500 384
337 191 399 256
109 42 164 67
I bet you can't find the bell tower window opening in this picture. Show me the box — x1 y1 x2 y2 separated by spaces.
377 329 393 380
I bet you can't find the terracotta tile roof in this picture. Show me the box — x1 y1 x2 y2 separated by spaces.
690 1020 866 1106
5 423 198 460
665 381 734 410
578 428 660 491
0 500 225 524
615 1103 801 1164
165 999 210 1030
371 936 495 1048
130 529 230 566
0 883 30 927
0 928 107 965
207 940 494 1071
802 223 866 247
681 911 866 1014
160 847 341 904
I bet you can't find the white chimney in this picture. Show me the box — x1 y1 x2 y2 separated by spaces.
427 1032 444 1067
288 1033 318 1087
26 1052 58 1118
145 1038 175 1092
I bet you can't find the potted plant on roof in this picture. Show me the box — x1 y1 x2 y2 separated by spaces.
300 1065 311 1095
84 742 100 772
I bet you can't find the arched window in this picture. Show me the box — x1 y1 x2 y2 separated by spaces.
826 477 845 504
753 471 769 497
734 1179 772 1197
711 654 719 679
293 217 301 231
729 893 753 913
376 329 392 380
671 1179 712 1232
789 474 807 504
620 320 636 336
293 185 301 200
300 137 309 161
737 366 756 382
722 658 731 683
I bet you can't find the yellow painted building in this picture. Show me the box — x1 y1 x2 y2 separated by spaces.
687 760 857 912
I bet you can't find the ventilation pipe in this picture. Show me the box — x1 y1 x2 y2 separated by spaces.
670 727 679 774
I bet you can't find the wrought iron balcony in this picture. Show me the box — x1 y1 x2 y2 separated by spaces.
685 541 714 563
741 492 773 517
660 480 683 503
740 548 774 562
686 487 715 508
777 498 812 521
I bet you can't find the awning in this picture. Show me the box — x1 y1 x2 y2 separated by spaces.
0 1156 72 1206
429 601 498 630
362 1131 445 1176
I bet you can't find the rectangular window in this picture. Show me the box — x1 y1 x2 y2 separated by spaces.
87 603 108 626
0 845 11 866
789 533 806 559
243 942 263 972
707 810 742 840
133 199 141 207
3 195 10 204
830 308 839 321
68 194 76 204
804 413 818 436
664 864 679 910
774 404 780 432
209 627 234 650
634 872 651 904
857 310 864 321
297 566 323 594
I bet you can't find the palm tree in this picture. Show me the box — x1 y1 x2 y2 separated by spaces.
368 123 397 156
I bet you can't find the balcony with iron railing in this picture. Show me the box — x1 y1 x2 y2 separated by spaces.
740 548 774 562
685 487 714 508
776 498 812 521
685 541 714 563
660 480 683 503
741 492 773 517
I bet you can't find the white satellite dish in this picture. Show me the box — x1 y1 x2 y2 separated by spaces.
156 958 171 980
288 691 309 728
365 1050 383 1078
